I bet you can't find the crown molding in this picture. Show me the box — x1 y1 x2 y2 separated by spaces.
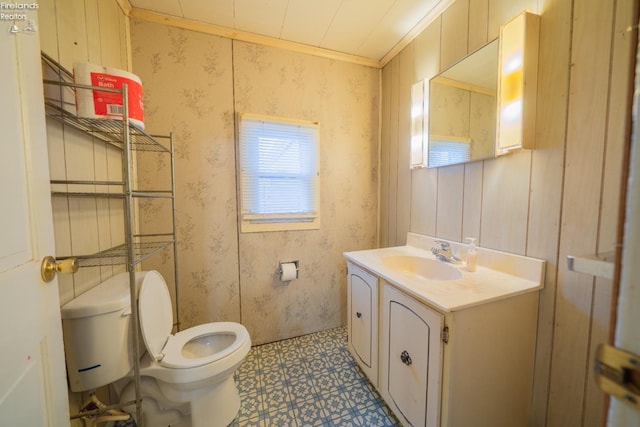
115 0 132 16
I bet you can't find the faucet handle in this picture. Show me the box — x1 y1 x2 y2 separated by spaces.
434 240 450 250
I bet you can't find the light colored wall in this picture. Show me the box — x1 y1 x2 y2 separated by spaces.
380 0 636 426
130 20 380 345
38 0 131 422
39 0 131 306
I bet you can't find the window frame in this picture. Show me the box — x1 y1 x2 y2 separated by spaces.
237 113 320 233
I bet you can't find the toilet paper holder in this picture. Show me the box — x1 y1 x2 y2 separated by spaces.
279 260 299 280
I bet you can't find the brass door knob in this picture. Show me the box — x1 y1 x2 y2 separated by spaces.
41 256 78 282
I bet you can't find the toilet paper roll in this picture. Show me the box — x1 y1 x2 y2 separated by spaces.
280 262 298 281
73 62 145 129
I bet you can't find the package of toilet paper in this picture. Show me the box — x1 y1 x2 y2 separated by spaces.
73 62 145 130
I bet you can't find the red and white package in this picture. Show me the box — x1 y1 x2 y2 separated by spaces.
74 62 145 130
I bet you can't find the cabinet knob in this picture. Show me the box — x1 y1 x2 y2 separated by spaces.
400 350 412 366
356 312 362 318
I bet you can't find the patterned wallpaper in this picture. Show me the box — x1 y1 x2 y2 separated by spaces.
429 81 496 160
130 21 379 344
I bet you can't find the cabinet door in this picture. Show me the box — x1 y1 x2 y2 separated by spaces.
347 262 378 385
381 283 443 427
351 272 372 366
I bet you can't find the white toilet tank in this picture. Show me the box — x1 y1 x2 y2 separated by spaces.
61 272 141 392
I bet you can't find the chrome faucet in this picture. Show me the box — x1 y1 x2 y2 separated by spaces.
431 240 461 264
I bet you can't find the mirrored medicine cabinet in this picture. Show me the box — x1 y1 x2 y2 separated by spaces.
410 11 540 169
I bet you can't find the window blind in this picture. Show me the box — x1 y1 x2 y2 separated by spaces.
428 139 471 168
238 115 319 225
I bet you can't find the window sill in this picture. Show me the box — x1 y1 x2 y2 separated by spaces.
240 215 320 233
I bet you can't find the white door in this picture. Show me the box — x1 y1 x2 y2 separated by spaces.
0 15 70 427
608 30 640 427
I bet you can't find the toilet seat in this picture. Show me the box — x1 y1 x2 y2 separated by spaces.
161 322 250 369
138 271 249 370
138 270 174 363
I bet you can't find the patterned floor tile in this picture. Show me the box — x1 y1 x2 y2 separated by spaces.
346 383 382 411
358 404 400 427
287 375 321 402
232 326 400 427
282 359 308 381
260 365 288 389
236 372 261 396
292 398 329 426
262 382 294 410
264 406 299 427
320 390 357 422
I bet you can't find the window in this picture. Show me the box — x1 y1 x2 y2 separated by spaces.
238 114 320 232
427 137 471 168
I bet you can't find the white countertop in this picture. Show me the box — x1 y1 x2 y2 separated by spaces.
344 234 545 312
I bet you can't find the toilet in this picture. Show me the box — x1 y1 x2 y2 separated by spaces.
61 271 251 427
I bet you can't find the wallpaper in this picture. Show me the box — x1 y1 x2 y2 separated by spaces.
130 21 379 344
429 81 495 160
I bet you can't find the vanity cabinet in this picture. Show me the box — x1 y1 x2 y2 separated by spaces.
380 283 443 427
347 262 540 427
347 262 378 385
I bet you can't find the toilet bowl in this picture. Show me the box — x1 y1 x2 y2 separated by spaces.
60 270 251 427
117 376 189 427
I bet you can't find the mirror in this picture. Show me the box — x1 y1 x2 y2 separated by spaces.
409 11 539 169
427 39 498 168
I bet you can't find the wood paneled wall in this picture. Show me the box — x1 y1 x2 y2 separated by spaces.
379 0 637 425
549 0 636 425
39 0 131 306
38 1 131 423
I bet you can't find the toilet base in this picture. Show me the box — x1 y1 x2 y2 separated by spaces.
191 375 240 427
118 375 241 427
118 377 189 426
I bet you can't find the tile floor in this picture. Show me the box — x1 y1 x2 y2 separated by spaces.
230 326 400 426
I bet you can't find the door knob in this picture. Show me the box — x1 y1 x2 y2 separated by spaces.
356 312 362 318
41 256 78 282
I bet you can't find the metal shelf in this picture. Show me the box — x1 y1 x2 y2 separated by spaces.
51 191 174 199
41 52 170 153
60 239 175 268
51 191 125 198
42 52 179 426
50 180 174 199
44 100 170 153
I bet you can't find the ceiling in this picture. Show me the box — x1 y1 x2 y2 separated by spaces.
127 0 453 66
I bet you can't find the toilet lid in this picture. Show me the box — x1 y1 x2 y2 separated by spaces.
138 271 173 362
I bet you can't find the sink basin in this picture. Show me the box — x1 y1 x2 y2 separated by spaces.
381 255 462 281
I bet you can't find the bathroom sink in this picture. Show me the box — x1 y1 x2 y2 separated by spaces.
381 255 462 281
